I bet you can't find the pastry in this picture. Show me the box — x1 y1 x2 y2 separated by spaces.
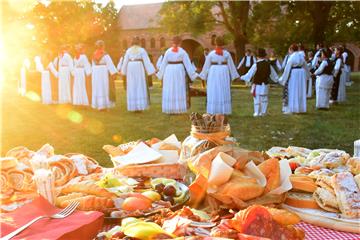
60 195 114 211
315 175 334 194
55 192 85 206
313 187 339 213
33 169 56 204
6 146 34 167
346 157 360 175
332 172 360 218
308 168 335 179
290 175 317 193
294 167 314 176
0 157 18 170
49 157 77 186
355 174 360 189
258 158 280 194
60 181 116 198
7 169 35 191
36 143 54 158
285 192 320 209
103 145 125 157
266 207 301 225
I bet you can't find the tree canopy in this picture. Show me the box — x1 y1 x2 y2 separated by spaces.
159 1 360 58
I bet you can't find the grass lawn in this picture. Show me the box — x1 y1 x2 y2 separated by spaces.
1 73 359 167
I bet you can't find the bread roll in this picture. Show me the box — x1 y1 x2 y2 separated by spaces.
285 192 320 209
258 158 280 194
346 157 360 175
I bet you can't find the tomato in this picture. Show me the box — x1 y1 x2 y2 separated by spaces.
122 197 152 211
289 162 299 171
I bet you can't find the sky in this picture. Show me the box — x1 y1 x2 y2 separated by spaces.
95 0 165 10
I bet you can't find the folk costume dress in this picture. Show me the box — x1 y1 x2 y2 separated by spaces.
330 57 342 103
156 47 197 114
34 56 58 105
338 61 347 102
55 52 73 104
314 59 334 109
241 59 278 117
279 52 310 114
200 49 239 115
121 46 155 111
72 54 91 106
237 55 256 75
91 51 117 110
342 52 351 84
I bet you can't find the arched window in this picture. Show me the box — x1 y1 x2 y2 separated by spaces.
141 38 146 48
122 39 128 49
150 38 156 48
160 37 165 48
211 34 216 46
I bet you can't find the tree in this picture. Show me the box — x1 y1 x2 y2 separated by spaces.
248 1 360 55
158 1 250 60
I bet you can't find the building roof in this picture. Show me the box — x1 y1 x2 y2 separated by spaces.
118 3 162 30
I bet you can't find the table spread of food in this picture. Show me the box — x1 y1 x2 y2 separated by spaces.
1 113 359 240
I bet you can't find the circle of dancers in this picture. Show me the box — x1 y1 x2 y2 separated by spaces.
20 36 352 116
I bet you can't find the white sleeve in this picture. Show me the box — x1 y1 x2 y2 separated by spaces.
105 55 117 75
34 56 44 72
182 51 198 81
120 53 129 75
142 49 156 75
240 64 257 82
199 53 211 80
66 54 74 70
156 55 163 69
117 57 123 72
237 57 244 69
270 65 279 82
276 59 282 70
333 58 341 77
156 53 167 80
227 53 240 81
84 56 92 76
281 55 288 70
253 56 257 64
314 61 327 76
48 62 58 78
279 58 292 86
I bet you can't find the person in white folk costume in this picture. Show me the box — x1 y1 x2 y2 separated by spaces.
241 48 278 117
199 37 239 115
342 50 352 86
19 58 30 96
72 44 91 106
330 47 343 104
54 45 73 104
156 36 198 114
306 51 315 98
313 48 334 109
337 47 347 102
237 49 256 74
121 37 156 112
91 40 118 110
279 44 310 114
34 51 58 104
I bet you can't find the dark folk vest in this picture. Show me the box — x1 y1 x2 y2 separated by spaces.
253 61 270 85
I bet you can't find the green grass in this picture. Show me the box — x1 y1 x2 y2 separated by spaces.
1 73 359 167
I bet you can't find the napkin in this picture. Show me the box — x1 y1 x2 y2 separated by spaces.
207 152 236 188
0 196 104 240
112 142 162 167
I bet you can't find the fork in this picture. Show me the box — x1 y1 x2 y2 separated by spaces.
1 201 79 240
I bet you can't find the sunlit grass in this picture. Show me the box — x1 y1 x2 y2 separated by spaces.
1 74 359 167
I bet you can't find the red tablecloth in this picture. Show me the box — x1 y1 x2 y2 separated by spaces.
296 222 360 240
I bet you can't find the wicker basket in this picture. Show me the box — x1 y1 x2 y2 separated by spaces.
115 163 187 180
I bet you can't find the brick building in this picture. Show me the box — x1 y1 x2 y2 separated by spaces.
117 3 360 71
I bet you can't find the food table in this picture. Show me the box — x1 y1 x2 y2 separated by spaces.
1 113 360 239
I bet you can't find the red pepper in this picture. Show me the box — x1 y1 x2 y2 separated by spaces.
289 162 299 171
